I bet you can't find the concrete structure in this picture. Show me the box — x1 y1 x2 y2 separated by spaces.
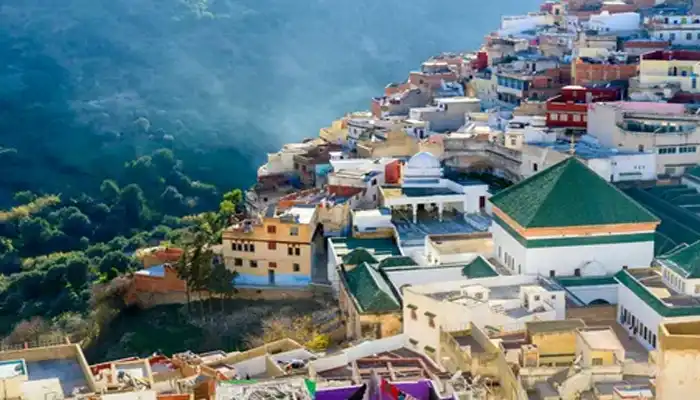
379 152 490 223
615 264 700 351
587 11 641 33
545 85 622 129
647 14 700 46
407 97 481 133
639 50 700 93
587 101 700 176
0 343 97 400
571 56 639 86
656 320 700 400
222 205 320 288
524 136 657 182
490 157 660 277
403 275 566 361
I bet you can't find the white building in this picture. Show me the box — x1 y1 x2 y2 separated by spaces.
408 97 481 133
522 136 657 182
379 152 490 222
587 101 700 177
500 12 554 35
490 157 660 277
615 241 700 351
587 11 641 33
403 275 566 360
647 14 700 46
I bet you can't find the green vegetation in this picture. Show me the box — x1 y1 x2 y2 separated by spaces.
0 148 239 342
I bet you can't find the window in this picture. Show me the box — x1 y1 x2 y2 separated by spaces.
288 247 294 256
550 113 558 121
659 32 664 39
290 227 299 236
295 247 301 256
533 295 540 301
250 244 255 252
560 113 568 122
237 243 243 251
409 338 418 346
533 163 539 172
652 334 657 348
371 179 377 186
411 309 418 320
592 358 603 366
670 33 676 41
549 270 556 277
659 147 678 154
268 242 277 250
680 146 697 153
573 114 580 122
243 244 249 252
510 138 517 146
293 263 300 272
695 284 700 294
231 243 236 251
574 268 581 277
666 167 677 175
623 265 628 270
267 225 277 234
687 33 693 40
269 262 277 268
234 258 243 266
250 260 258 268
428 317 435 328
638 145 644 152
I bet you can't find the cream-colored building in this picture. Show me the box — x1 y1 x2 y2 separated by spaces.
656 320 700 400
587 101 700 177
356 130 444 159
639 50 700 93
222 205 320 287
402 274 566 361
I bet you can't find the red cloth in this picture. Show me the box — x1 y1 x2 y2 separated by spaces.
381 379 401 400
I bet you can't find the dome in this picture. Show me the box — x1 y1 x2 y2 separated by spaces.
406 151 439 170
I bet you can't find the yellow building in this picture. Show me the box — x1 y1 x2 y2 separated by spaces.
222 205 320 287
525 319 586 366
656 320 700 400
356 130 444 159
575 327 625 368
319 118 349 145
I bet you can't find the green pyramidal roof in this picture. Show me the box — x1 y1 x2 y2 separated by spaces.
343 262 400 314
490 157 659 228
462 256 499 279
658 239 700 279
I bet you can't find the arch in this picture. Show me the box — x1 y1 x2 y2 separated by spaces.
588 299 610 305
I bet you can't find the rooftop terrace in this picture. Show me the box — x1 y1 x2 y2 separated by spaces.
392 209 490 248
330 237 402 262
615 268 700 317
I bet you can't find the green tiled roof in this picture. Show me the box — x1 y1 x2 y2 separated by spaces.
343 262 400 314
377 256 418 270
331 237 402 261
614 269 700 318
490 157 659 228
658 240 700 279
462 256 499 278
342 248 378 265
556 276 618 287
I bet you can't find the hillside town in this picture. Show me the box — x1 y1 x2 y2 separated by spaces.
8 0 700 399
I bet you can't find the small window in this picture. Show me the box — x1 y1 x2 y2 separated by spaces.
243 244 249 252
250 260 258 268
372 179 377 186
234 258 243 266
573 114 580 122
268 242 277 250
428 317 436 328
592 358 603 366
533 295 540 301
549 270 556 277
236 243 243 251
267 225 277 234
293 263 300 272
231 243 236 251
550 113 558 121
269 262 277 268
533 163 538 172
574 268 581 277
687 33 693 40
290 227 299 236
295 247 301 256
411 309 417 320
288 247 294 256
250 244 255 252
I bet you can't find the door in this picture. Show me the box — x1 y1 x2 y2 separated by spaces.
268 269 275 285
479 196 486 209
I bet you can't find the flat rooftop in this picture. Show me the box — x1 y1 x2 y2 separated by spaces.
577 328 624 351
381 186 462 199
528 139 645 160
616 269 700 317
428 232 493 255
392 210 490 248
330 237 402 261
526 319 586 335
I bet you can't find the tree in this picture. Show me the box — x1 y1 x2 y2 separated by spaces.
13 191 36 205
116 184 150 229
100 180 121 205
206 262 237 312
98 252 138 281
